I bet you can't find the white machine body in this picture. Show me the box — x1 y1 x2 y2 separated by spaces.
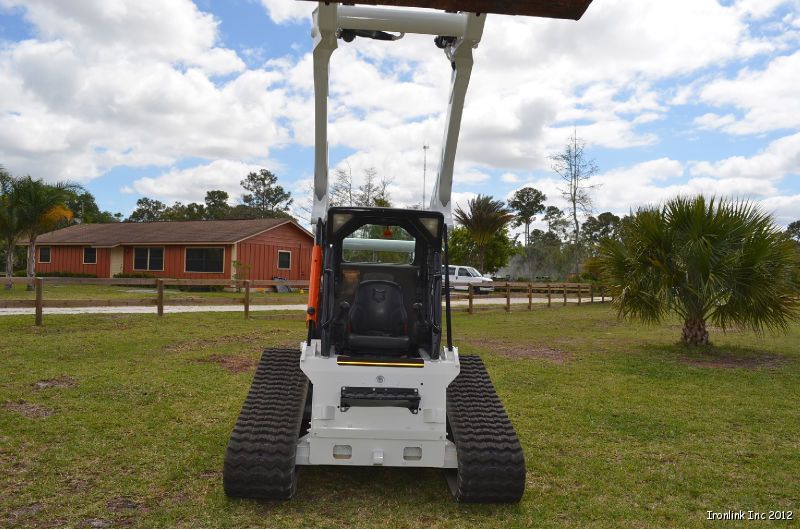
296 339 460 468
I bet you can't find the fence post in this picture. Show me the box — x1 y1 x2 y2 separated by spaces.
527 283 532 311
563 284 567 306
547 284 552 308
505 283 511 312
468 284 473 315
35 278 43 326
244 280 251 319
578 284 582 305
156 279 164 317
590 283 594 303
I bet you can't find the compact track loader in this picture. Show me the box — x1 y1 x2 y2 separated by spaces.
224 0 593 503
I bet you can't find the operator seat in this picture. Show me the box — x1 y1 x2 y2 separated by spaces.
346 280 410 353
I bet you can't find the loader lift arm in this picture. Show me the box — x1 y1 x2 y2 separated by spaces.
310 3 485 226
306 0 593 225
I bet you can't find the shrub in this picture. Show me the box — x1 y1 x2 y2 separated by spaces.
600 195 798 346
14 271 97 278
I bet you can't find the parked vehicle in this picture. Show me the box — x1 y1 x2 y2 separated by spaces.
443 265 494 292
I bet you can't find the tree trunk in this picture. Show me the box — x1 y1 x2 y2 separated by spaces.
572 212 580 277
4 240 14 290
524 220 529 248
682 318 709 346
26 236 36 291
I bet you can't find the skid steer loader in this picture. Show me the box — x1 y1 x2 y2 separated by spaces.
224 0 594 503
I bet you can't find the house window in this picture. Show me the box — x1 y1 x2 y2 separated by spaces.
277 250 291 270
39 246 51 264
133 247 164 271
185 247 224 273
83 247 97 264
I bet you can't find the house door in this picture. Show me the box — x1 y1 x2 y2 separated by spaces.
110 247 124 277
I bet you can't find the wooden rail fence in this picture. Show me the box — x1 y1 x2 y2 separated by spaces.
3 277 308 326
456 282 609 314
2 277 609 325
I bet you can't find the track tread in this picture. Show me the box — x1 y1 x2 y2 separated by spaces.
447 354 526 503
223 348 309 500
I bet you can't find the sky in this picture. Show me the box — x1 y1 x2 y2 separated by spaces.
0 0 798 230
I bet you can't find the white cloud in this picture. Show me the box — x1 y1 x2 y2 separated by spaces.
521 156 788 219
759 194 800 226
0 0 280 182
501 173 520 184
1 0 797 221
698 51 800 134
690 132 800 180
733 0 793 20
260 0 313 24
131 160 266 204
694 113 738 130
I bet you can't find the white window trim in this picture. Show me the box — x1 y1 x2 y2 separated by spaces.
277 250 292 270
39 246 51 264
133 246 165 272
82 247 97 265
184 246 226 274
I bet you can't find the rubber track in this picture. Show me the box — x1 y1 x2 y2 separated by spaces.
446 354 526 503
224 348 309 500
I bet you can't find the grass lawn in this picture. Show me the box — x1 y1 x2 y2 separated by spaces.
0 283 307 304
1 306 798 528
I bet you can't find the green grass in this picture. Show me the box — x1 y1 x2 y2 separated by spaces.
0 283 307 304
1 306 798 528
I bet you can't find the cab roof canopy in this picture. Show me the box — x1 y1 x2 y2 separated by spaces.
296 0 593 20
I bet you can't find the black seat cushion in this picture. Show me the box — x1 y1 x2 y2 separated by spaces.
347 280 410 352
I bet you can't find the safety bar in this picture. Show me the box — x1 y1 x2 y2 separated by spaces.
338 5 469 36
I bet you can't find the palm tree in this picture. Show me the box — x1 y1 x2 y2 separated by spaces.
454 195 514 274
15 176 76 284
599 195 799 346
0 169 22 290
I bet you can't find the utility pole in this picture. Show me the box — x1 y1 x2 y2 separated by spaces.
422 144 430 207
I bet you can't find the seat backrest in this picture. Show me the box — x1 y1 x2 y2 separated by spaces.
348 280 408 336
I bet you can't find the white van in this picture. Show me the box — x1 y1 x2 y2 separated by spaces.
442 265 494 293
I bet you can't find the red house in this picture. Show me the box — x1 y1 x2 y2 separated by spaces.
32 218 314 280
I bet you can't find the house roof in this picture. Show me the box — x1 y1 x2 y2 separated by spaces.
34 218 313 247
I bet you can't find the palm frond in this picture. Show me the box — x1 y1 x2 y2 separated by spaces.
599 195 798 337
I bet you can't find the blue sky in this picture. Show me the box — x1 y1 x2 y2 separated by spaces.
1 0 798 228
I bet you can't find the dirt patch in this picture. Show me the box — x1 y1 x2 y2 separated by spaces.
6 502 43 522
465 338 571 364
165 329 298 354
681 350 790 370
669 324 743 334
196 354 259 374
79 519 112 529
3 400 53 419
106 497 140 512
34 375 76 390
67 477 91 491
171 492 190 504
